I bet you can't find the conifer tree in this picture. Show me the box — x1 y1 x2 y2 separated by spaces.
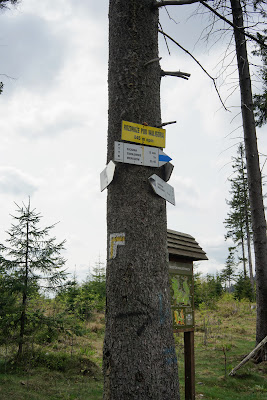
0 200 67 358
156 0 267 361
224 144 253 286
221 247 237 292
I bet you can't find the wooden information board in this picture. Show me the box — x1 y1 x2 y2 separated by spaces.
169 261 194 331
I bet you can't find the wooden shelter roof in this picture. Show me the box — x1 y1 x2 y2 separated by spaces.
167 229 208 261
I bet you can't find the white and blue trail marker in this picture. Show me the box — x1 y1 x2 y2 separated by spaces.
114 141 172 168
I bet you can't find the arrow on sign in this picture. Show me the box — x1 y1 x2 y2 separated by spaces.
158 152 172 166
159 154 172 163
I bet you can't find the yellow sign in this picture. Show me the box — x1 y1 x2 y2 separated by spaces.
121 120 166 148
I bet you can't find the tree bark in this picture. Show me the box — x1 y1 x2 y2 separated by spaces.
103 0 180 398
240 233 246 277
231 0 267 360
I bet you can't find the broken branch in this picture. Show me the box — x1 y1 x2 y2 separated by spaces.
161 70 191 80
229 335 267 376
154 0 199 7
157 121 177 127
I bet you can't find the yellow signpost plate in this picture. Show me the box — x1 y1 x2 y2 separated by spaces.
121 120 166 148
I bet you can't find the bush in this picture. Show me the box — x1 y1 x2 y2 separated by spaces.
234 274 254 301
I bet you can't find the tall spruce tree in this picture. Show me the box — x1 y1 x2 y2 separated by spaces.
224 143 254 287
221 247 237 292
0 200 67 358
155 0 267 361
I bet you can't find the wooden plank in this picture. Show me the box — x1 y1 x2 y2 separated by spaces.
168 247 208 260
173 328 194 333
167 229 193 239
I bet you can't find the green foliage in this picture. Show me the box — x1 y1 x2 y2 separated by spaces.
224 144 252 256
194 272 223 308
234 273 254 302
220 247 237 291
0 273 19 345
253 31 267 127
56 262 106 322
224 143 254 285
0 200 67 357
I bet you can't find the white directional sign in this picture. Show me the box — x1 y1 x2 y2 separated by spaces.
148 174 175 205
114 141 172 167
100 160 116 192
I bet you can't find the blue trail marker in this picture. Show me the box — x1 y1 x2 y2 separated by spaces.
159 154 172 163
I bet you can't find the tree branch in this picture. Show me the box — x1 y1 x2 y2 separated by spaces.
161 70 191 79
158 29 229 111
154 0 267 48
199 0 267 48
229 335 267 376
157 120 177 127
154 0 199 7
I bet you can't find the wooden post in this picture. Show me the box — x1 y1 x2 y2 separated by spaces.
184 330 195 400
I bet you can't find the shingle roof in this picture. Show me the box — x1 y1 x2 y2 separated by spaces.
167 229 208 261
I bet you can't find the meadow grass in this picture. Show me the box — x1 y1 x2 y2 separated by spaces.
176 296 267 399
0 297 266 399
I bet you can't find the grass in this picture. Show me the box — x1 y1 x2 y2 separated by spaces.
176 296 267 399
0 297 266 399
0 371 103 400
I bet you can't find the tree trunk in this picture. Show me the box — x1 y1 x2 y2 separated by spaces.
18 216 29 359
103 1 180 398
231 0 267 360
240 145 254 290
240 233 246 277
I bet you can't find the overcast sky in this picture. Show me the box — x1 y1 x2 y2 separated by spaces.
1 0 266 281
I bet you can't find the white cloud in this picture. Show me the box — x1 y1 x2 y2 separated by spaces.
0 0 266 283
0 166 39 195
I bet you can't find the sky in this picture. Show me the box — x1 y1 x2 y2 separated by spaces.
0 0 266 282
